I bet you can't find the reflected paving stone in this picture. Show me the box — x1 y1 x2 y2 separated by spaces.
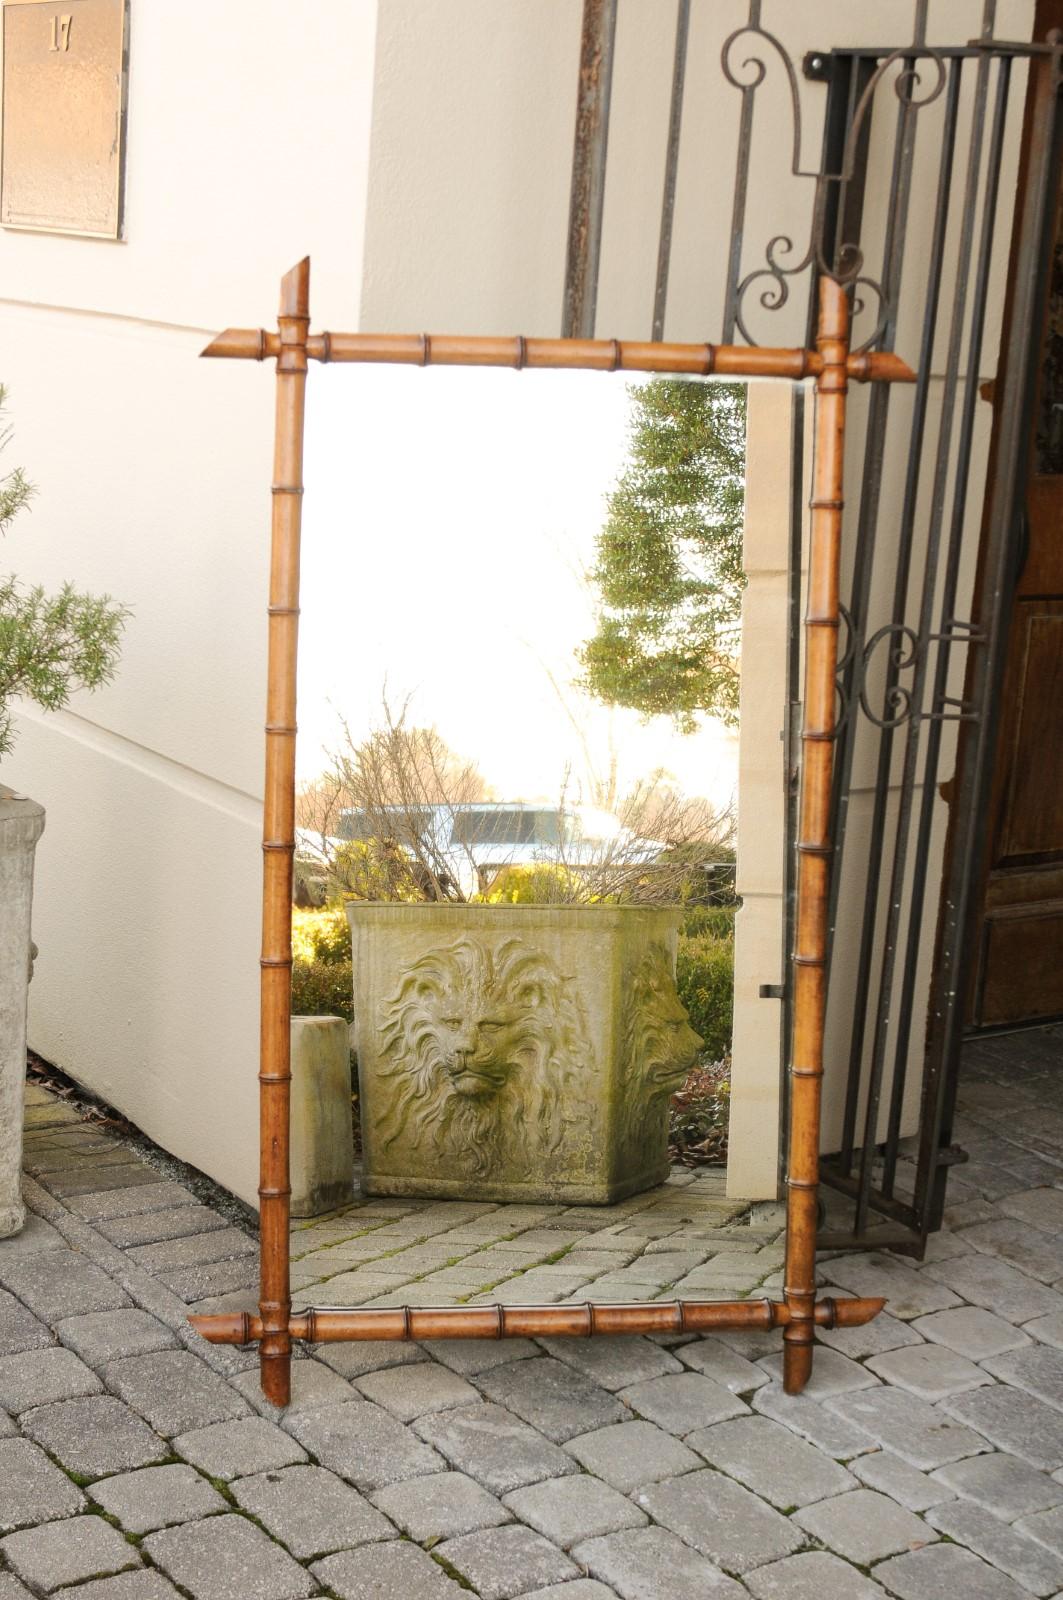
144 1515 314 1600
676 1336 770 1393
864 1343 991 1401
983 1344 1063 1412
794 1488 933 1565
413 1401 578 1494
816 1309 923 1362
103 1352 251 1437
172 1416 308 1481
943 1386 1063 1471
46 1164 161 1198
827 1388 988 1470
0 1346 102 1413
477 1358 626 1443
618 1372 747 1436
97 1205 231 1250
757 1347 879 1398
928 1500 1063 1598
371 1470 507 1542
56 1310 177 1366
0 1287 53 1357
565 1419 701 1495
313 1340 429 1379
0 1517 140 1591
638 1468 803 1573
91 1465 227 1534
873 1542 1032 1600
66 1183 199 1223
503 1474 646 1549
922 1253 1063 1324
932 1452 1063 1521
911 1307 1031 1362
419 1338 540 1376
311 1542 468 1599
20 1395 168 1478
233 1464 394 1558
1000 1188 1063 1234
1024 1313 1063 1350
536 1335 682 1391
687 1414 856 1509
753 1385 877 1459
852 1451 957 1513
574 1525 745 1600
0 1213 66 1260
158 1258 259 1303
127 1228 254 1274
284 1399 445 1492
0 1250 130 1321
354 1361 479 1421
744 1550 890 1600
960 1219 1063 1285
1016 1502 1063 1555
0 1438 85 1532
436 1524 578 1600
820 1254 961 1320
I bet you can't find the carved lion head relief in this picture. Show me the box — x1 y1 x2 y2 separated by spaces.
623 942 703 1102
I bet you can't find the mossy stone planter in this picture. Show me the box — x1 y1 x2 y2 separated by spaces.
347 903 701 1204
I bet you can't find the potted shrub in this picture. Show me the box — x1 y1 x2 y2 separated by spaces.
0 394 126 1236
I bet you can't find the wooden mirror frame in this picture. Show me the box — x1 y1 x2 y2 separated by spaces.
190 258 915 1404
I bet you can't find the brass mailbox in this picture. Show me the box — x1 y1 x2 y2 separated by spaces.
2 0 127 238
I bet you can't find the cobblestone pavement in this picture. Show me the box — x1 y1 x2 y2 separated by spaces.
5 1029 1063 1599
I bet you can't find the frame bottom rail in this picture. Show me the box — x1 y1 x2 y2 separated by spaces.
190 1294 885 1346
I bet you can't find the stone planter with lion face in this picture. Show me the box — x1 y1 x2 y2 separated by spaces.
346 903 701 1204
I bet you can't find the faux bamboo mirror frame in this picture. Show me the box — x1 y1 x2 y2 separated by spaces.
189 257 916 1407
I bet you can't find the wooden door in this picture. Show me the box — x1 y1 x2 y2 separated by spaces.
969 174 1063 1030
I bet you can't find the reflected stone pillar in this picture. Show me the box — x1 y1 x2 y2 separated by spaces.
0 790 45 1237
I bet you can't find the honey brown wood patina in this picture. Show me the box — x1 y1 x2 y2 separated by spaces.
190 259 915 1404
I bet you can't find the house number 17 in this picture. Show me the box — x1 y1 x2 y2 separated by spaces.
49 14 72 52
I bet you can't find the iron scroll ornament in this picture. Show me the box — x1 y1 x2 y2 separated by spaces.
721 19 946 349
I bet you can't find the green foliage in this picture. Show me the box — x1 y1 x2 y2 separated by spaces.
579 378 746 731
669 1059 731 1167
480 862 586 904
681 904 737 940
675 930 734 1061
327 838 426 904
292 906 351 965
0 390 128 757
291 958 354 1023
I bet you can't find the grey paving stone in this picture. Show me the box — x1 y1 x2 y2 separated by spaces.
1000 1187 1063 1234
1016 1501 1063 1554
232 1464 393 1557
128 1228 255 1274
865 1341 991 1400
413 1400 577 1493
419 1337 540 1375
574 1526 744 1600
514 1585 618 1600
820 1253 961 1319
794 1488 933 1564
675 1335 769 1393
67 1183 198 1222
922 1252 1063 1324
827 1387 988 1470
0 1249 130 1320
757 1346 879 1397
0 1438 85 1531
311 1541 468 1598
98 1206 233 1249
285 1398 445 1491
47 1163 160 1197
873 1542 1031 1600
0 1345 102 1413
371 1468 507 1541
173 1416 308 1480
928 1499 1063 1597
944 1385 1063 1471
504 1474 646 1549
104 1351 250 1437
158 1257 259 1302
961 1218 1063 1285
983 1343 1063 1411
0 1406 13 1436
232 1357 355 1414
0 1287 53 1358
537 1335 681 1391
52 1574 183 1600
638 1467 803 1573
744 1550 890 1600
565 1418 701 1494
91 1464 227 1533
435 1524 578 1600
354 1361 479 1420
618 1371 747 1435
911 1306 1031 1361
754 1383 877 1458
56 1310 177 1365
852 1450 957 1512
477 1357 626 1443
0 1212 66 1259
20 1395 169 1477
688 1414 856 1509
0 1517 140 1591
933 1452 1063 1521
0 1576 34 1600
1024 1312 1063 1350
816 1309 924 1362
313 1339 429 1379
144 1513 314 1600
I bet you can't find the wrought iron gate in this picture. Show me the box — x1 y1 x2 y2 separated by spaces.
562 2 1063 1253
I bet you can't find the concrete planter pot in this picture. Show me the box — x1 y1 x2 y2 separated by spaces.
0 788 45 1238
347 903 701 1204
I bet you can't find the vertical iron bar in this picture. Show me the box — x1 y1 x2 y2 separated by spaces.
652 0 690 340
722 0 762 343
562 0 618 338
